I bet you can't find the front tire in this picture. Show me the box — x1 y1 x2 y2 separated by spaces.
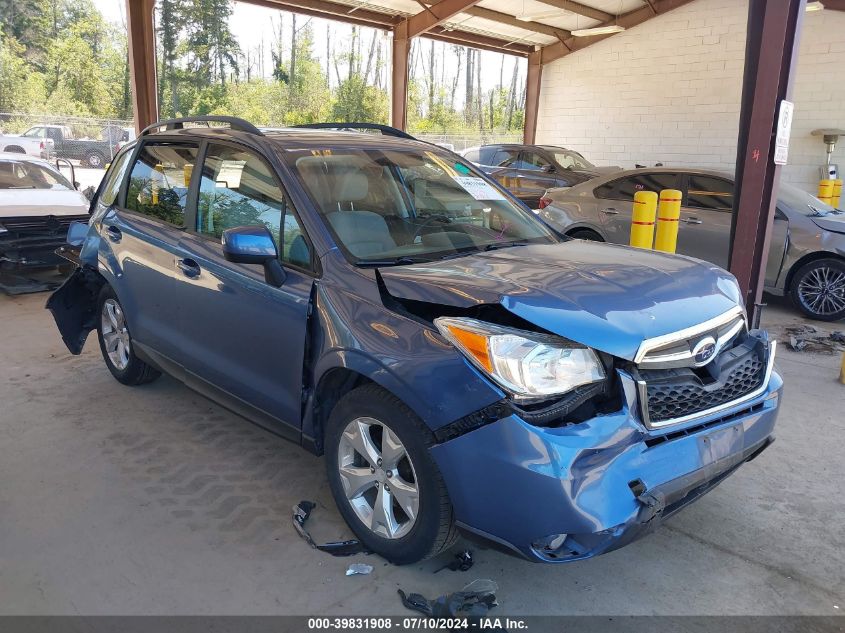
96 285 161 385
789 258 845 322
325 384 458 564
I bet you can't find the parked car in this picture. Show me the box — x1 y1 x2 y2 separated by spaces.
0 129 54 159
462 143 621 208
48 117 782 565
0 153 89 289
538 167 845 321
19 124 119 168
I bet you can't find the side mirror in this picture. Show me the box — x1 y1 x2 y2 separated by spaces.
541 164 555 173
221 225 286 287
66 220 89 247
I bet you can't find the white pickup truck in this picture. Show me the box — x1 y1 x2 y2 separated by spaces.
0 128 54 159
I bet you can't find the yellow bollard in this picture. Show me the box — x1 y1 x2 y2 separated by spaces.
840 351 845 385
654 189 682 253
818 179 834 206
630 190 658 249
151 163 164 205
832 178 843 209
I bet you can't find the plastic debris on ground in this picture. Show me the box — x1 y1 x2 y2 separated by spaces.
292 500 370 556
434 549 474 573
780 325 845 353
346 563 374 576
398 579 498 618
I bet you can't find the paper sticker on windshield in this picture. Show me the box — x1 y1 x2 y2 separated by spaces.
452 176 506 201
216 160 246 189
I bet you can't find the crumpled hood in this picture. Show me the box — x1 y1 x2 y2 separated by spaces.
811 213 845 234
0 188 89 218
379 241 743 361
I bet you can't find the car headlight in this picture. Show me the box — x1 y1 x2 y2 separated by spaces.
434 317 605 402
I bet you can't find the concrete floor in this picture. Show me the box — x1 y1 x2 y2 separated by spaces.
0 291 843 616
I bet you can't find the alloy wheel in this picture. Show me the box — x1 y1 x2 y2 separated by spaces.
337 417 419 540
797 265 845 317
101 298 131 371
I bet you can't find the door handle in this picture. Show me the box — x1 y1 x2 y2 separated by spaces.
601 208 620 215
176 258 201 278
106 225 122 243
682 217 703 225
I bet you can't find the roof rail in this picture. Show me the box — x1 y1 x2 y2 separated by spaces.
291 122 416 140
140 116 263 137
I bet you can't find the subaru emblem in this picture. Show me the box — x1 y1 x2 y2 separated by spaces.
692 337 717 366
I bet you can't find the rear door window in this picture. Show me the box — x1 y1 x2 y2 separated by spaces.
597 173 680 200
491 148 520 167
124 142 198 226
686 175 734 211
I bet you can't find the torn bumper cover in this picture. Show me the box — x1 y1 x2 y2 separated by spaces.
0 215 88 269
430 366 782 563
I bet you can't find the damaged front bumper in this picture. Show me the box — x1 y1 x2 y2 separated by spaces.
430 358 782 563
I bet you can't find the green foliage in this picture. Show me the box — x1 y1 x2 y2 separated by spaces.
0 0 524 137
331 75 388 123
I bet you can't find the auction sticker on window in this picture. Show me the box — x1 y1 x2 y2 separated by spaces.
452 175 507 201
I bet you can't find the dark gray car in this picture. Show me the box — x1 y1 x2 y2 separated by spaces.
539 168 845 321
462 144 620 208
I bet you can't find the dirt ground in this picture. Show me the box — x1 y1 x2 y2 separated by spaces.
0 290 843 616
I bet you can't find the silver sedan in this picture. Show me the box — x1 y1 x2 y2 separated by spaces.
538 168 845 321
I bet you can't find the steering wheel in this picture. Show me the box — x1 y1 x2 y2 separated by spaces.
411 214 452 240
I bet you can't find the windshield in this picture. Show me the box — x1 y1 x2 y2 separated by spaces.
285 147 557 264
0 160 73 190
778 182 841 216
551 150 593 170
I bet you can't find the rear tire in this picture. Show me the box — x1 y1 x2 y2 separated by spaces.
85 151 105 168
325 384 458 564
96 285 161 385
789 258 845 322
568 228 604 242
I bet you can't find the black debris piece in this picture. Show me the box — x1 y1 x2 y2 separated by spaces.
434 549 474 573
292 500 370 557
782 325 845 354
398 579 498 618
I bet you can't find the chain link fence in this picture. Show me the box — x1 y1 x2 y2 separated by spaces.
412 131 523 152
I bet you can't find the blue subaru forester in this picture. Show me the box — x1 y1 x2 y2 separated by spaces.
48 117 782 564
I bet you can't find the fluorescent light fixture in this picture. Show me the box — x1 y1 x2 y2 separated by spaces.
571 24 625 37
805 1 824 11
515 10 565 22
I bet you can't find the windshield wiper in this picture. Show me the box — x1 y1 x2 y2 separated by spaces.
356 256 426 267
483 241 528 251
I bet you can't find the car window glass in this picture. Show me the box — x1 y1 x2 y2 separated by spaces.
552 151 593 170
99 147 134 206
22 128 45 138
0 160 72 190
196 144 312 270
463 149 480 163
492 149 520 167
125 143 198 225
686 175 734 211
606 173 679 200
518 152 551 171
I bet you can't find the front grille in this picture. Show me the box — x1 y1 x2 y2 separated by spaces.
645 355 765 423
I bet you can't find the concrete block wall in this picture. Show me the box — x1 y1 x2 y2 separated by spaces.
535 0 845 194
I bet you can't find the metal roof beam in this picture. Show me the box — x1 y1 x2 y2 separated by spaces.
404 0 482 37
539 0 695 64
532 0 613 22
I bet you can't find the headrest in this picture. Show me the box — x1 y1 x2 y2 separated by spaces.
334 170 368 202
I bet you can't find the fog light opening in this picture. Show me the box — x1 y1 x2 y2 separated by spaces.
532 533 570 559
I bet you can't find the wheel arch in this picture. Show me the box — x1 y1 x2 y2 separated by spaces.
783 250 845 293
304 353 428 456
3 145 26 153
565 226 605 241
